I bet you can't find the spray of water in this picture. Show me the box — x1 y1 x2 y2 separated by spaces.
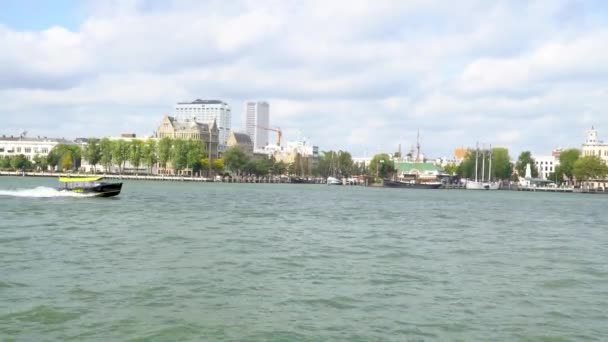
0 186 96 198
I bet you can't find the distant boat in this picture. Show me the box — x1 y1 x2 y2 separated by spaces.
327 176 342 185
383 179 442 189
466 144 500 190
58 176 123 197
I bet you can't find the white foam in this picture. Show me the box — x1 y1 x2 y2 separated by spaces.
0 186 96 198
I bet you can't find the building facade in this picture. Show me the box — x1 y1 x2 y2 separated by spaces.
534 155 559 180
582 126 608 163
227 132 254 156
0 134 73 161
175 99 231 149
245 101 270 150
155 115 219 160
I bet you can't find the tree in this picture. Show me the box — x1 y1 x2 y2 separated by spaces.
186 140 205 174
142 139 157 175
100 138 114 173
10 154 29 171
490 148 512 180
129 139 144 174
113 140 130 173
443 163 458 176
84 138 102 173
0 156 11 169
32 154 48 171
271 160 287 175
60 151 73 171
47 144 82 171
573 156 608 182
211 159 225 175
559 149 580 183
369 153 395 180
200 158 210 176
337 150 354 177
223 146 249 175
157 137 173 171
170 139 188 173
515 151 538 178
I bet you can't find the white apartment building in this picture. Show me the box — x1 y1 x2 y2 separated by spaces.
245 101 270 150
175 99 231 150
582 126 608 163
0 134 72 161
534 155 559 180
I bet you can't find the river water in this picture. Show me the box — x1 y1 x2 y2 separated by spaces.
1 176 607 341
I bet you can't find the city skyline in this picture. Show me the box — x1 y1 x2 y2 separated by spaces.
1 1 607 158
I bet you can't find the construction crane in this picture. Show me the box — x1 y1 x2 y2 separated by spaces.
255 125 283 146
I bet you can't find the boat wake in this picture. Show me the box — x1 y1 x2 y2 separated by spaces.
0 186 95 198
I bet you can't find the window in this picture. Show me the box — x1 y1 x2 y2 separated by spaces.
25 147 31 153
34 147 39 153
0 147 3 152
42 148 48 153
16 147 21 153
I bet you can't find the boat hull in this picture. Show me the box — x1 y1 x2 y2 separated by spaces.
465 181 500 190
383 180 442 189
62 182 123 197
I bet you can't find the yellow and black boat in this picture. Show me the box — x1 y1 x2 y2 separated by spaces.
58 177 123 197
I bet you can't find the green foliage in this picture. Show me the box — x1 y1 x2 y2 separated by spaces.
157 137 172 168
60 151 73 171
573 156 608 181
112 140 130 173
457 148 512 180
223 147 249 175
100 138 114 172
515 151 538 178
272 160 288 175
129 139 144 170
32 154 48 171
186 140 205 172
559 149 580 182
0 156 11 169
443 163 458 176
84 138 102 171
316 150 353 177
48 144 81 171
142 139 157 174
170 139 188 172
200 158 210 174
212 159 225 175
10 154 30 171
369 153 395 180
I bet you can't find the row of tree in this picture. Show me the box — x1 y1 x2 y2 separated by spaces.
446 147 608 184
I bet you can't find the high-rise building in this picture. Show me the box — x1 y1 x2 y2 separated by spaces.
245 101 269 150
175 99 231 149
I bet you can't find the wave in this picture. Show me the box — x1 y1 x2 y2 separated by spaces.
0 186 95 198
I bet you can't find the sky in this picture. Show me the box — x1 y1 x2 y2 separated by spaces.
1 0 607 158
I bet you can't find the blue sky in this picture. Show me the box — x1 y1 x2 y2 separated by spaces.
1 0 607 158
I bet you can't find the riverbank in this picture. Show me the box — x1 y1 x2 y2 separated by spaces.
0 171 333 185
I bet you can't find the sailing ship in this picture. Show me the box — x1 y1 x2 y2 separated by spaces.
465 144 500 190
384 130 445 189
327 151 342 185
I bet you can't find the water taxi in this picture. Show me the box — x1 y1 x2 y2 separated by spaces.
58 177 123 197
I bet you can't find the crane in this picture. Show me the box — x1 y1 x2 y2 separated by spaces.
255 125 282 146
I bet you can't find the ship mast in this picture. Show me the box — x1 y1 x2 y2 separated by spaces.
481 144 486 183
488 144 492 183
415 130 421 162
475 142 479 182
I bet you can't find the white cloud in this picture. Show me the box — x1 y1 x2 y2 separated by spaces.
0 0 607 157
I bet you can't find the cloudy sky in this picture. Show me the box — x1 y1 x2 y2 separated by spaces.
1 0 607 158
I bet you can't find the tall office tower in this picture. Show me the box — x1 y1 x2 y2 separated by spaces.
245 101 269 149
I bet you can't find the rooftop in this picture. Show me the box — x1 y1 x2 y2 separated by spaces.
0 134 72 143
177 99 226 105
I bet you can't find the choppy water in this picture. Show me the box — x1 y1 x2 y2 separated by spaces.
1 176 607 341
